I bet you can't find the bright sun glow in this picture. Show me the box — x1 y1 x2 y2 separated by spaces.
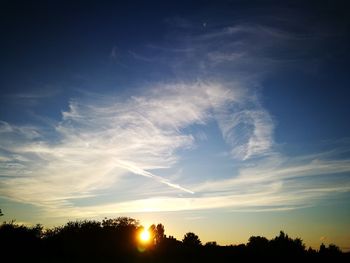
140 229 151 243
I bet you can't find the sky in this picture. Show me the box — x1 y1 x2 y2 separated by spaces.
1 0 350 250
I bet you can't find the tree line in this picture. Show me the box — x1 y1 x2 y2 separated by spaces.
0 215 348 262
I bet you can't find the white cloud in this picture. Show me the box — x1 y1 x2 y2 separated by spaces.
0 81 261 209
0 120 41 137
216 109 274 159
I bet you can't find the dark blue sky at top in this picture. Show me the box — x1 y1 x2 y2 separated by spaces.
0 0 349 149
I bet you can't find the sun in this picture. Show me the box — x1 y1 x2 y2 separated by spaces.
139 229 151 243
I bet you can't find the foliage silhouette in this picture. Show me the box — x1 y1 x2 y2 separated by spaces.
269 230 306 258
147 223 165 246
182 232 202 247
155 223 165 244
247 235 269 256
205 241 218 246
0 217 349 263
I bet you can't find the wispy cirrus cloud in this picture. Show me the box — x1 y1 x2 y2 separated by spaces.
37 150 350 218
0 82 236 206
1 79 349 218
1 86 61 107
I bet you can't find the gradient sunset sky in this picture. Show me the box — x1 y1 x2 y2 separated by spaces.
1 0 350 250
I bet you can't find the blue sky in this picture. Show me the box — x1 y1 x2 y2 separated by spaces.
1 0 350 250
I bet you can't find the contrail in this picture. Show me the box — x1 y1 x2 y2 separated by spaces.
115 160 194 194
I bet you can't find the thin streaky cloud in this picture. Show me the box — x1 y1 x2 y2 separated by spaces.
0 81 275 212
114 159 194 194
1 78 349 218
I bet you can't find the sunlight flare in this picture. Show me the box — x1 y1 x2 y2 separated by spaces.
140 229 151 243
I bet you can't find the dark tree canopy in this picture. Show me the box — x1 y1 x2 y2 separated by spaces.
102 217 139 228
156 223 165 243
182 232 202 246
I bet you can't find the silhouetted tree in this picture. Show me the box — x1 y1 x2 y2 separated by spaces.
149 224 157 245
102 216 139 228
156 223 165 244
320 243 326 253
247 235 269 255
0 221 43 261
307 246 317 254
319 243 342 258
147 223 166 246
328 244 342 254
183 232 202 246
269 231 305 258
